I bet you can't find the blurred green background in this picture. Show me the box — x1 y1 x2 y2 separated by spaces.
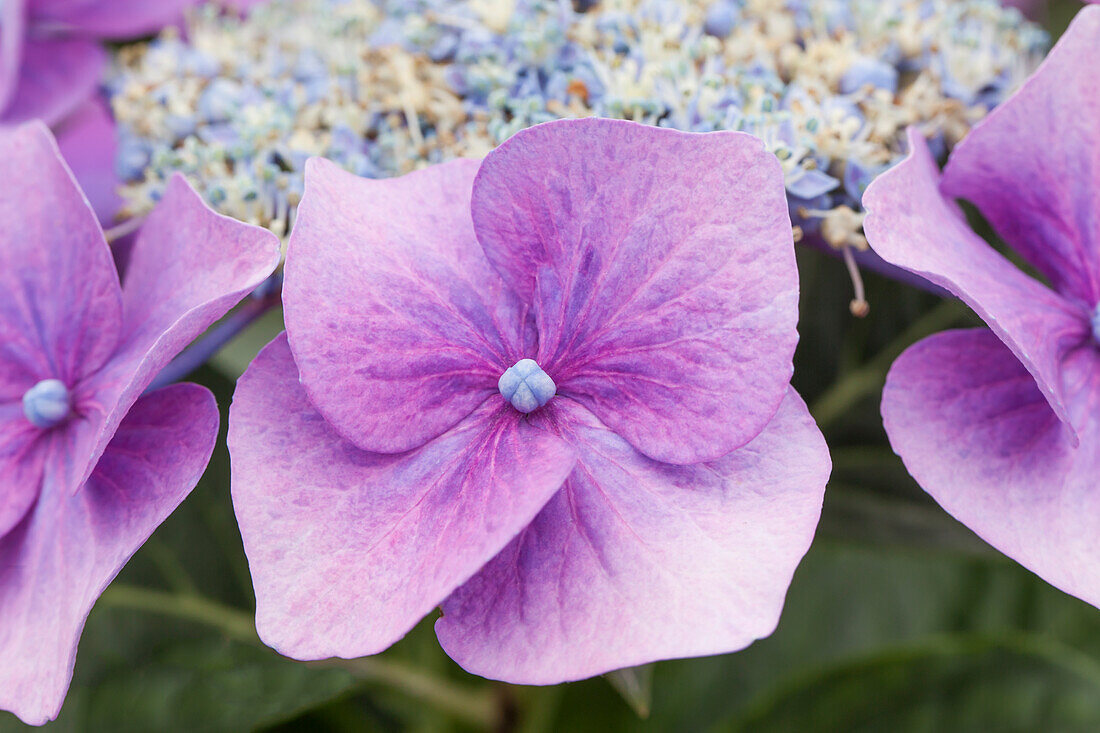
3 2 1097 731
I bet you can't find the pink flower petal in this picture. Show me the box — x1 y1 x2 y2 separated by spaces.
0 36 105 126
436 390 830 683
229 334 577 660
0 382 218 726
53 96 121 224
284 158 531 454
0 123 121 395
863 128 1090 437
941 6 1100 305
73 174 279 492
0 0 26 114
0 404 46 538
471 118 799 464
882 329 1100 610
27 0 199 38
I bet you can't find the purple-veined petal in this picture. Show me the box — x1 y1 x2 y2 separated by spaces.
0 0 26 114
0 382 217 726
0 403 46 539
71 174 279 493
54 96 121 224
436 390 830 683
471 118 799 464
284 158 531 454
0 123 121 397
882 329 1100 610
941 6 1100 305
863 128 1090 437
26 0 198 38
229 334 576 660
0 36 105 126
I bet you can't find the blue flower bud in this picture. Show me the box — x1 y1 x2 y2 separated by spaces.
23 379 72 429
498 359 556 414
704 1 739 39
839 57 899 94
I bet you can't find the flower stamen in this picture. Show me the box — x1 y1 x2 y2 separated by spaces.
22 379 72 429
498 359 555 414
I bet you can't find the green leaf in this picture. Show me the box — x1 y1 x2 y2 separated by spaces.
0 641 358 733
724 635 1100 733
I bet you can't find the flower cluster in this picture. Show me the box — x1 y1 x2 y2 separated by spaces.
229 117 831 682
109 0 1046 245
0 124 280 725
864 6 1100 611
2 1 1100 728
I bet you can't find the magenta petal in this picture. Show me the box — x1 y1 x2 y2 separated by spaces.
882 329 1100 609
472 118 799 464
0 36 105 126
436 391 829 683
941 7 1100 304
0 0 26 114
73 174 279 490
0 404 45 539
0 382 217 726
27 0 199 38
229 334 577 660
284 158 530 454
54 96 121 224
0 123 121 395
863 128 1089 435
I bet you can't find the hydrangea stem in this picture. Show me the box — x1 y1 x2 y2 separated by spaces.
98 584 500 728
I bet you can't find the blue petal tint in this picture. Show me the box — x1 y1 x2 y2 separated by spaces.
498 359 556 414
1092 303 1100 346
22 379 72 429
839 57 899 95
704 1 740 38
786 168 840 200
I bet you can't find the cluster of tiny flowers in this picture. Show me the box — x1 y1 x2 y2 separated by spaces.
108 0 1047 244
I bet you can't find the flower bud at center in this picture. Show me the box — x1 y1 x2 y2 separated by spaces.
23 379 72 429
498 359 556 414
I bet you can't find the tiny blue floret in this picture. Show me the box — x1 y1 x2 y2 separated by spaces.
498 359 556 414
839 57 899 95
23 379 72 429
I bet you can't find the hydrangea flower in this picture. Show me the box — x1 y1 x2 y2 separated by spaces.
862 7 1100 609
229 118 830 681
0 123 279 725
0 0 200 127
0 0 206 222
108 0 1047 246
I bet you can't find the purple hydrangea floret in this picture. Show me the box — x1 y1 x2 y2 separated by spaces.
1 0 208 223
863 7 1100 610
229 117 831 683
0 0 202 127
0 123 279 725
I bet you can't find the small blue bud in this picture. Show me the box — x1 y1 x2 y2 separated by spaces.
23 379 72 429
786 168 840 200
498 359 556 414
839 57 899 95
704 1 739 38
1092 303 1100 346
